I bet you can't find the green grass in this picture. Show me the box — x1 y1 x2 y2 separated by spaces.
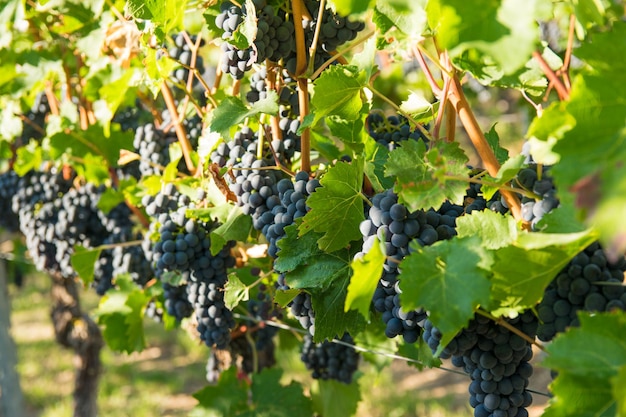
7 273 472 417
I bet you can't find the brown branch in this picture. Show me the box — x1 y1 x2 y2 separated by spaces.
532 50 570 101
561 14 576 91
160 81 196 174
50 273 103 417
297 77 311 173
413 44 442 96
444 100 456 143
291 0 308 76
447 72 523 222
45 83 60 116
266 62 282 141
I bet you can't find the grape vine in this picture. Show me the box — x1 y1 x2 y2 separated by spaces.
1 1 626 417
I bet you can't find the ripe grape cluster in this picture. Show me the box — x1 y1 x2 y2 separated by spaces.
285 0 365 75
365 111 428 150
216 0 296 79
424 312 537 417
514 166 558 230
357 189 464 342
301 333 360 384
536 242 626 341
142 183 237 347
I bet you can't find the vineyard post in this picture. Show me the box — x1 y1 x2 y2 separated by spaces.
0 258 25 417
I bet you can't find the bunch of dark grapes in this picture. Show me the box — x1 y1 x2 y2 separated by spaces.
209 127 294 237
285 0 365 75
303 0 365 53
94 204 154 295
258 171 320 258
142 183 237 347
365 111 428 151
424 312 537 417
216 1 295 79
514 166 558 230
536 242 626 341
301 333 360 384
12 170 74 274
357 190 464 342
133 123 178 176
0 170 21 232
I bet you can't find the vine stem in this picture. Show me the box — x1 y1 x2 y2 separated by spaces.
306 0 326 75
412 44 442 96
266 62 283 141
160 81 196 175
291 0 308 77
532 51 569 101
560 14 577 91
445 65 523 222
476 310 545 351
297 78 311 173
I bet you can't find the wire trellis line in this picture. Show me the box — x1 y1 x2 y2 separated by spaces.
231 313 552 398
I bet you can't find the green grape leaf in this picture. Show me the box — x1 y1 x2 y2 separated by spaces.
224 274 249 310
274 288 299 308
330 0 375 15
95 275 150 353
276 226 363 340
275 223 325 274
97 188 126 215
489 229 595 317
385 139 469 212
542 311 626 417
310 269 366 343
345 236 385 320
300 161 365 252
49 124 133 167
427 0 547 75
543 372 616 417
247 368 312 417
326 114 368 153
576 23 626 74
193 367 249 415
479 154 525 201
316 379 361 417
530 63 626 256
311 65 366 126
209 207 252 256
71 245 103 286
456 210 517 250
485 124 509 165
126 0 187 41
351 36 378 81
373 0 428 37
209 92 279 137
364 139 393 193
613 365 626 417
14 144 43 176
399 236 492 349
